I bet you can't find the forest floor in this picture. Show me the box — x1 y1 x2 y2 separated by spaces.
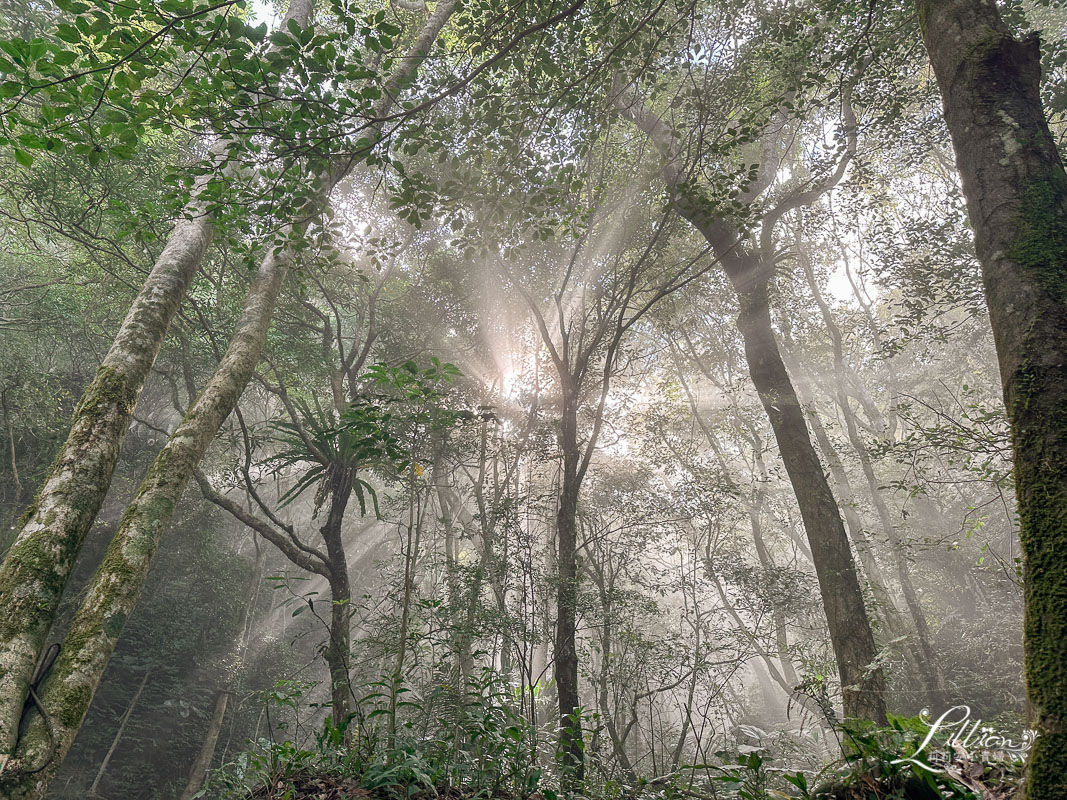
249 772 371 799
244 769 1022 800
246 774 522 800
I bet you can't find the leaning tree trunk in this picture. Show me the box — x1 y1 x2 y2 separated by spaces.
0 0 318 764
706 240 887 724
0 172 214 764
0 4 458 794
88 668 151 798
840 397 945 707
799 253 946 708
618 85 887 724
178 690 229 800
0 241 293 800
322 576 353 738
917 2 1067 796
555 386 585 783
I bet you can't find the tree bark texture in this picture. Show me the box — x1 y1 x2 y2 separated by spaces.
799 254 945 708
618 88 888 724
683 218 888 724
0 182 214 764
917 1 1067 794
0 0 317 766
0 243 293 800
321 470 355 736
0 2 456 793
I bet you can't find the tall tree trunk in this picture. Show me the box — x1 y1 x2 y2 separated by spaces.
0 172 214 764
592 567 637 783
619 89 887 724
88 669 150 798
748 507 801 689
321 470 355 738
804 401 898 621
0 240 293 800
711 246 887 724
916 2 1067 794
0 0 318 757
799 399 937 699
0 5 458 793
555 387 584 782
177 690 229 800
388 470 431 749
838 397 944 707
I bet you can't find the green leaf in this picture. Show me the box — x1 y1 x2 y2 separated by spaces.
13 148 32 167
56 24 81 44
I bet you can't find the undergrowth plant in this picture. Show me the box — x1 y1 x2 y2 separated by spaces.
200 668 544 799
200 672 1024 800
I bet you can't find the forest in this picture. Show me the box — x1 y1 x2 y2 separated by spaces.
0 0 1065 798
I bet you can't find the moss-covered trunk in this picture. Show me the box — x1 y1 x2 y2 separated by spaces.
0 245 292 799
917 2 1067 795
0 0 321 765
0 1 458 797
0 183 213 764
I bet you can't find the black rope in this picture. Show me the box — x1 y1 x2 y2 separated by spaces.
16 642 61 775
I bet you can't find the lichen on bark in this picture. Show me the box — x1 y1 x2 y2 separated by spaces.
0 202 213 764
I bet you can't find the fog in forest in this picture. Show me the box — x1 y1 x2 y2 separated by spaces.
0 0 1065 798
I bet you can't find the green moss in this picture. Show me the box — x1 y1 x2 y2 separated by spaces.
1008 174 1067 306
140 493 175 523
1008 344 1067 798
55 684 93 730
102 612 127 641
12 499 40 536
0 530 65 639
1026 731 1067 799
118 483 177 563
72 365 137 426
1 363 141 631
93 533 138 586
